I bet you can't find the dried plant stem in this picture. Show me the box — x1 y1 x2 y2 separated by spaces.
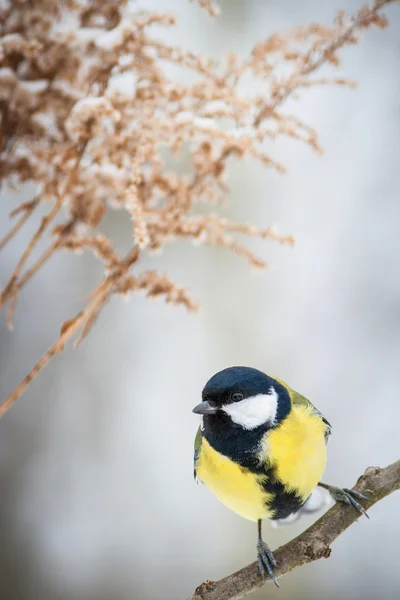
0 290 108 419
189 460 400 600
254 0 394 126
0 246 139 419
5 239 68 331
2 195 65 305
0 199 39 251
0 0 397 413
4 218 79 330
0 143 87 322
17 240 60 290
191 0 221 17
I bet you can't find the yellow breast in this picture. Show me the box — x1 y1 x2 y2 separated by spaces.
196 405 327 522
196 438 273 521
265 405 327 502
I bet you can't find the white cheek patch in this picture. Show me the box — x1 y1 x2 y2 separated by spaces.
222 387 278 430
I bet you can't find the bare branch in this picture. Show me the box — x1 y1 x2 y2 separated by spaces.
188 460 400 600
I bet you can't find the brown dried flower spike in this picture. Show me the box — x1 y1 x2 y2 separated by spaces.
0 0 395 417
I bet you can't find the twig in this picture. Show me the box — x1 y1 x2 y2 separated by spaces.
189 460 400 600
0 246 139 419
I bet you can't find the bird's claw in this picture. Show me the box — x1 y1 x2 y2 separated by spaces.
344 488 369 501
257 540 279 587
325 485 369 518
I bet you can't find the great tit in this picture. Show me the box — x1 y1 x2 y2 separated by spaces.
193 366 368 586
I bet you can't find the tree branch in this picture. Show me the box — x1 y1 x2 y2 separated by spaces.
189 460 400 600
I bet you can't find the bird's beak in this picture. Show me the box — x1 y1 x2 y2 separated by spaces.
192 401 218 415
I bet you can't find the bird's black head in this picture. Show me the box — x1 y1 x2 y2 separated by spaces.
193 366 291 461
194 366 290 424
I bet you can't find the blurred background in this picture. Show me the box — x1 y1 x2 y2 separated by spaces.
1 0 400 599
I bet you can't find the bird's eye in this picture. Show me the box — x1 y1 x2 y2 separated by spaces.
231 392 243 402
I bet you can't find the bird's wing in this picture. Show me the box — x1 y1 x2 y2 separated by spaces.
290 388 332 442
193 425 202 481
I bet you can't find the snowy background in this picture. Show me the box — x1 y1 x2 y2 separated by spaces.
1 1 400 599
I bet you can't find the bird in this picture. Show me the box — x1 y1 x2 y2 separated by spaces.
193 366 368 586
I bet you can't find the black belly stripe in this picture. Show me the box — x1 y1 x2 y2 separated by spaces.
202 417 306 521
262 470 305 520
239 458 305 520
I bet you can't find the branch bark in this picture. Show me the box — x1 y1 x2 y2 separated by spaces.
189 459 400 600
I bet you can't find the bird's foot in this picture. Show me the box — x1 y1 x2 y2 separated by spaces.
257 540 279 587
321 484 369 518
